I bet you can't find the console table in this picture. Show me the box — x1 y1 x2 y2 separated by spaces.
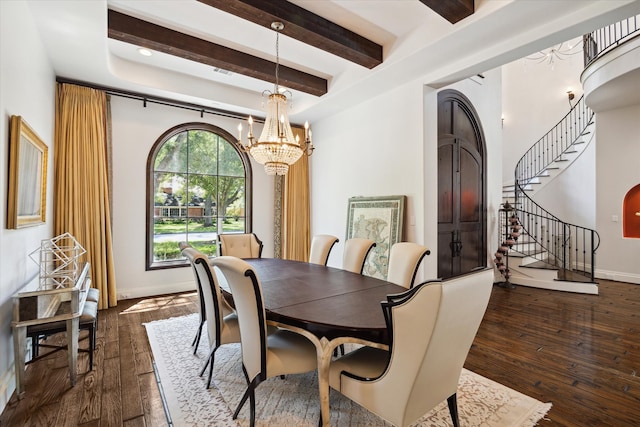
11 262 91 397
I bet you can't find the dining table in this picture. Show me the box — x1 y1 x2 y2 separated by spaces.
217 257 406 427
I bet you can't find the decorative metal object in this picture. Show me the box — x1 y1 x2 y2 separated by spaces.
29 232 86 289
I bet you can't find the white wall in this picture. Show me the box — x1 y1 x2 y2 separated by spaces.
309 81 425 271
533 141 597 228
501 38 598 261
110 97 275 299
0 0 55 412
309 67 503 283
595 104 640 283
502 39 585 182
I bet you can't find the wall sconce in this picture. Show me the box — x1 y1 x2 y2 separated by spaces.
567 90 575 108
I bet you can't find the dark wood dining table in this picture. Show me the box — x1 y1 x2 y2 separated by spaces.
216 257 406 426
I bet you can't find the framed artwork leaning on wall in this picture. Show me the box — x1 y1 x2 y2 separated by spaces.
346 195 405 280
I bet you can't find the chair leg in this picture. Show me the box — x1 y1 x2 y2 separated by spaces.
88 322 95 370
31 336 39 358
199 346 217 377
249 384 256 427
192 320 204 354
447 393 460 427
206 350 217 389
234 372 261 426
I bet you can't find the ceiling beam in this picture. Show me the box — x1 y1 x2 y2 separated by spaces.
418 0 474 24
107 9 327 97
197 0 383 69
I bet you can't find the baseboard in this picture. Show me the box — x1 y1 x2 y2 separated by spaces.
510 275 599 294
509 264 599 294
117 281 195 301
0 364 15 416
595 269 640 285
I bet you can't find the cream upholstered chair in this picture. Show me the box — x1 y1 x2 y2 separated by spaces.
309 234 339 265
182 247 241 388
218 233 263 258
328 268 494 427
180 241 207 354
211 256 317 427
386 242 431 288
342 238 376 274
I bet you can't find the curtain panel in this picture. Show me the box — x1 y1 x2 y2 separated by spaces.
55 83 117 309
281 127 311 262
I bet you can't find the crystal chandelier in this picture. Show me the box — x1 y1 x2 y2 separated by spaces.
236 22 314 176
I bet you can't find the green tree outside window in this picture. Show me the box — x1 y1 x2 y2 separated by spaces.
148 123 251 268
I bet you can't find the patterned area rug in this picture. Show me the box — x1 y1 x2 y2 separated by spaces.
145 314 551 427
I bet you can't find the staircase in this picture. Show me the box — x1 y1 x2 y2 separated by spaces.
494 16 640 294
495 94 600 294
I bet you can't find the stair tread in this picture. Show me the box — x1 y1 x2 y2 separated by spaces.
556 268 596 283
520 260 558 270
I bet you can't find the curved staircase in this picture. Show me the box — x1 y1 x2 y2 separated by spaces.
495 94 600 294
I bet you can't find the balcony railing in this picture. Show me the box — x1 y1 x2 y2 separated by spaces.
584 15 640 67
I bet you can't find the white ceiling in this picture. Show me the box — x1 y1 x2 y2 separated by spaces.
26 0 640 123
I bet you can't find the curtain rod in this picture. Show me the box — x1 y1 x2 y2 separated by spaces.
56 77 265 123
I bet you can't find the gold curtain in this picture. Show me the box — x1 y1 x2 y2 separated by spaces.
55 83 117 309
281 128 311 261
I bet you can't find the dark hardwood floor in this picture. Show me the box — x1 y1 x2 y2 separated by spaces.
1 279 638 426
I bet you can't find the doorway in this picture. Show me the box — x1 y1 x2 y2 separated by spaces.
437 90 487 279
623 183 640 238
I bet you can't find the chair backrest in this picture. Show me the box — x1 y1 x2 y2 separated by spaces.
309 234 339 265
386 242 431 288
180 242 206 323
211 256 268 382
182 248 233 347
342 238 376 274
218 233 263 258
371 268 494 426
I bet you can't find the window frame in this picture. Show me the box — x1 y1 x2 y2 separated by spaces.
145 122 253 270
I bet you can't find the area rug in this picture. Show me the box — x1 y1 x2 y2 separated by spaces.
144 314 551 427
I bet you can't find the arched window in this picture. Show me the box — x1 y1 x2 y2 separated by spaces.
146 122 252 270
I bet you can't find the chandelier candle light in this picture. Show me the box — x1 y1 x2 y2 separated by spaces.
236 21 314 176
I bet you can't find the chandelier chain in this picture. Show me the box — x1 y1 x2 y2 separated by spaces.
275 29 280 91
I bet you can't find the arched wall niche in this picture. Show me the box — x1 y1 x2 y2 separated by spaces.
623 183 640 238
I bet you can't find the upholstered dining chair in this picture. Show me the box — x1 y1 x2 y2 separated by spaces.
180 241 207 354
27 297 99 371
309 234 339 265
342 238 376 274
182 247 241 389
386 242 431 288
211 256 318 427
218 233 264 258
327 268 494 427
